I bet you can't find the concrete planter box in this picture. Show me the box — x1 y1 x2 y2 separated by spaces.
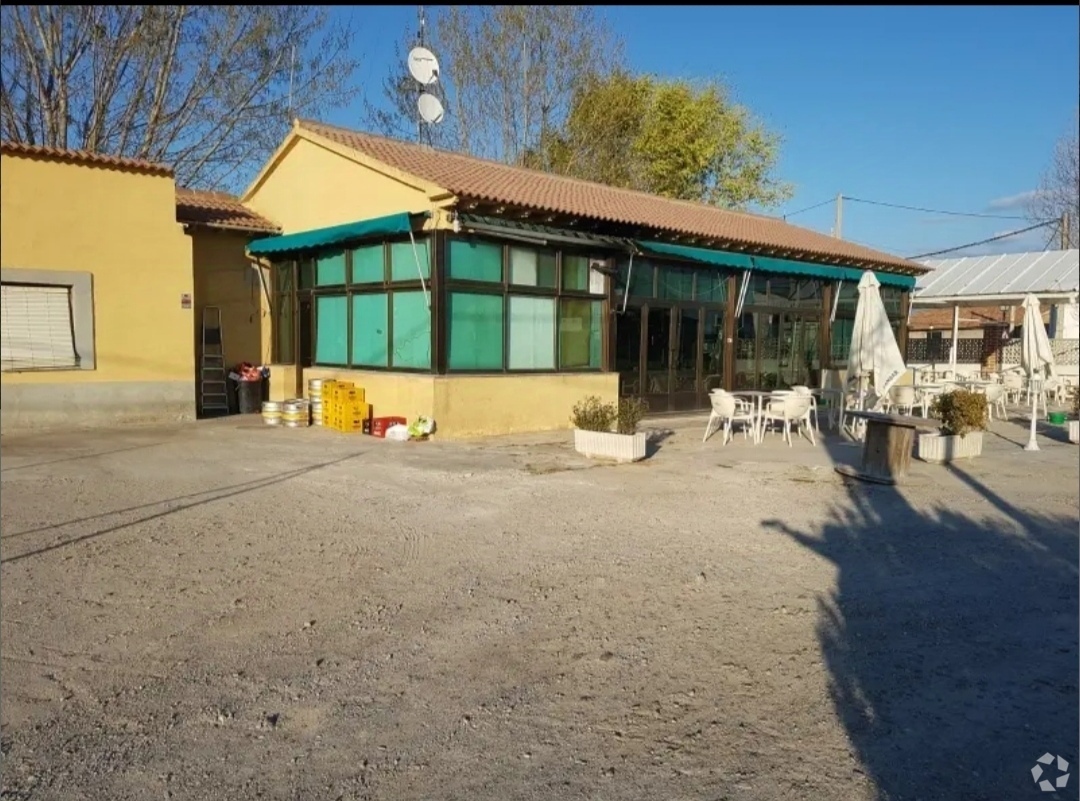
1069 420 1079 445
917 431 984 464
573 429 647 463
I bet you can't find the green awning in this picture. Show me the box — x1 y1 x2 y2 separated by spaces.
634 239 917 289
248 211 428 256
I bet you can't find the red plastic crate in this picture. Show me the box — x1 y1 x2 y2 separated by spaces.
370 416 407 438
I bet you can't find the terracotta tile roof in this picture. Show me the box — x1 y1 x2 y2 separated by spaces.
0 140 173 177
298 119 926 276
176 188 280 234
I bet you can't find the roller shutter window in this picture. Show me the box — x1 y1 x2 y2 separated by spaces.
0 283 79 370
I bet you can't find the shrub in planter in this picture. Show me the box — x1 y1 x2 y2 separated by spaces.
616 397 649 435
571 395 648 463
571 395 616 432
931 389 988 436
919 389 988 463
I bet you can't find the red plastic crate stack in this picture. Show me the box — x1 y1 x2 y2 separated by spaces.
370 416 408 438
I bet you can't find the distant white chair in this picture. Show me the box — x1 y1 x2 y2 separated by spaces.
887 385 918 416
983 383 1008 421
1002 372 1024 404
790 385 820 432
702 391 757 445
760 393 816 447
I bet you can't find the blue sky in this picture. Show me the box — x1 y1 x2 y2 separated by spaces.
328 5 1079 260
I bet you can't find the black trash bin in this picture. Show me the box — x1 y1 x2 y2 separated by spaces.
236 378 265 414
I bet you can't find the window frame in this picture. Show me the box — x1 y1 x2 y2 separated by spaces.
443 233 610 375
0 268 95 372
291 235 436 373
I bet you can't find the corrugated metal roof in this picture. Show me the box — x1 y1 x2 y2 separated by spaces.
915 249 1079 299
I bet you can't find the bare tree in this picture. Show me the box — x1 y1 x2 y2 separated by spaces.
0 5 359 190
1028 116 1079 248
366 6 623 165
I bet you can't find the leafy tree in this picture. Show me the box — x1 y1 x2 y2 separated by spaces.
367 6 623 165
0 5 359 190
543 72 793 210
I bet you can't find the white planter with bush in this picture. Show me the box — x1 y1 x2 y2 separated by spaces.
571 396 648 463
917 389 987 464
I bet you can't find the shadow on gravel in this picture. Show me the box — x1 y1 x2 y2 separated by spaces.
1 453 364 564
767 439 1079 800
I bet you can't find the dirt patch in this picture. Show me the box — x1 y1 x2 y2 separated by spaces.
1 419 1077 800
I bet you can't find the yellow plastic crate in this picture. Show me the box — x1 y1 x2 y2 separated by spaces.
325 401 370 417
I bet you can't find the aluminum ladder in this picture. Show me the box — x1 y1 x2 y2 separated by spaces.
199 306 230 415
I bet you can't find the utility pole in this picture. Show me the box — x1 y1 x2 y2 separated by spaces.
833 193 843 239
1062 212 1072 250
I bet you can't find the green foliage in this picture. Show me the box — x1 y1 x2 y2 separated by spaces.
616 397 649 435
571 395 616 433
571 395 650 434
1071 385 1080 419
931 390 988 437
540 71 793 210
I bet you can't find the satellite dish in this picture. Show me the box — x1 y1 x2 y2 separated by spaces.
407 46 440 86
418 92 445 124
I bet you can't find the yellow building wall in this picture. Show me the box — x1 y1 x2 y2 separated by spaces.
434 374 620 439
190 229 269 369
0 153 195 430
244 137 433 234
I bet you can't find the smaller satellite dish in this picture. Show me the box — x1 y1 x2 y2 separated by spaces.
407 46 440 86
418 92 445 124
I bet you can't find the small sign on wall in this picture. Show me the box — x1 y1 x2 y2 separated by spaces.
180 293 192 309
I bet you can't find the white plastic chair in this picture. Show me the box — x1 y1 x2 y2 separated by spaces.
790 385 820 432
1002 373 1024 404
703 391 757 445
982 383 1007 421
888 385 918 416
760 394 816 447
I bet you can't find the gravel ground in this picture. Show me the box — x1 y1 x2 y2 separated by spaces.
1 415 1077 801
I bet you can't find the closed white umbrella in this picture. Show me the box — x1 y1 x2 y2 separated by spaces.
848 271 907 413
1020 293 1057 452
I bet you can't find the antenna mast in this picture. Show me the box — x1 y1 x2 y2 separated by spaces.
407 7 444 146
417 7 426 144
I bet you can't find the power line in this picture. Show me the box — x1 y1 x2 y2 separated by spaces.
845 195 1030 221
782 198 834 220
906 220 1057 260
1042 221 1061 251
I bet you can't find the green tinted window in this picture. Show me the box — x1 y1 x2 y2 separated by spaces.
448 238 503 282
351 293 389 367
391 291 431 369
508 296 556 369
558 298 603 369
351 244 384 284
448 292 503 370
390 239 431 282
315 295 348 364
315 250 346 286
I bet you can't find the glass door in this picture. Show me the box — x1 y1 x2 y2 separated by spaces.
643 306 673 412
703 310 725 395
670 306 701 411
776 312 821 388
615 306 644 397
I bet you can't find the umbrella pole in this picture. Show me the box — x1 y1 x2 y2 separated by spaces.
1024 387 1040 452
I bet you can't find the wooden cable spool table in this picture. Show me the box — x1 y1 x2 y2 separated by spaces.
835 410 940 486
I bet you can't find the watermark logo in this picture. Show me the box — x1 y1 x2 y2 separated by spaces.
1031 753 1070 793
